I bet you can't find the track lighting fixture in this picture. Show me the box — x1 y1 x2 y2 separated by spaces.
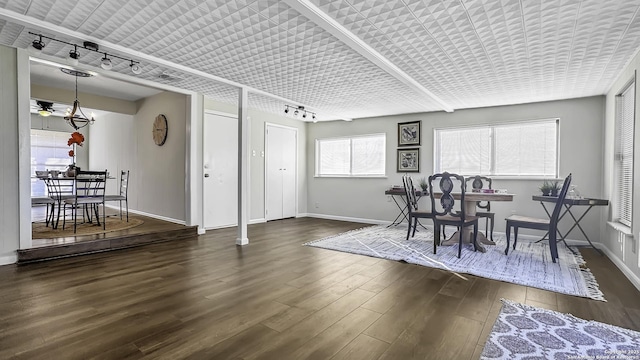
284 105 317 121
29 35 45 55
67 45 80 66
130 60 142 75
29 32 142 74
100 54 112 70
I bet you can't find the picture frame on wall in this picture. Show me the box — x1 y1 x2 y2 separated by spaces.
398 120 421 146
397 148 420 172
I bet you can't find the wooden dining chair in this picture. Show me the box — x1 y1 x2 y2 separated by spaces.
63 170 107 233
428 172 479 258
105 170 129 221
466 175 495 241
504 173 572 263
402 175 433 240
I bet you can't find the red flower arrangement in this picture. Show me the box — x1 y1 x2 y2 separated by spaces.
67 131 84 158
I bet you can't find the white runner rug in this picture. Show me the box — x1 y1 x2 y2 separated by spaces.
481 299 640 359
304 225 605 301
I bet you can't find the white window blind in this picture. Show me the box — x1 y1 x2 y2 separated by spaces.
316 134 386 177
615 81 635 227
435 119 558 177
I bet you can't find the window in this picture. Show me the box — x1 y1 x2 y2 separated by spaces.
614 80 635 227
316 134 386 177
31 129 72 196
434 119 558 177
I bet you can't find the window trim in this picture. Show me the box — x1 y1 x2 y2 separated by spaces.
433 118 560 178
315 133 387 178
613 76 635 228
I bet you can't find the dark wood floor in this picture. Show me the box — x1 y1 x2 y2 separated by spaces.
2 217 639 359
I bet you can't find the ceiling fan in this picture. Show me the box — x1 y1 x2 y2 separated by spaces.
33 100 55 117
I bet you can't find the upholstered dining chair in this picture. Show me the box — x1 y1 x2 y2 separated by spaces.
466 175 495 241
402 175 433 240
63 170 107 233
504 173 572 263
105 170 129 221
428 172 479 258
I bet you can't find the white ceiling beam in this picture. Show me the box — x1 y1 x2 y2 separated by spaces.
283 0 454 113
0 8 351 121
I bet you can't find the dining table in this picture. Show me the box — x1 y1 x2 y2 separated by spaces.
38 174 115 229
439 192 515 253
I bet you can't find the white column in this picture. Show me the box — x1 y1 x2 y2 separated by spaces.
237 87 249 245
17 48 32 250
186 93 205 234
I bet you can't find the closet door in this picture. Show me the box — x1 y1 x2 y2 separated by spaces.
265 124 297 221
203 112 238 228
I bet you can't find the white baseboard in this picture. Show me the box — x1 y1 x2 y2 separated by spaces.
126 208 186 225
250 218 267 224
0 254 17 266
302 213 388 225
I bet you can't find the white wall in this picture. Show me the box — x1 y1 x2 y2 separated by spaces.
603 50 640 284
0 45 20 264
204 98 308 222
88 112 135 197
307 96 605 240
133 92 188 222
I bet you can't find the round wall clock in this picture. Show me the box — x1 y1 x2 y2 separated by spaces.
152 114 168 146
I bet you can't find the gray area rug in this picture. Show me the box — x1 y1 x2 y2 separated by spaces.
481 299 640 359
304 225 605 301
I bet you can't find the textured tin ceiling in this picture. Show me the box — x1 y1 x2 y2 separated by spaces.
0 0 639 121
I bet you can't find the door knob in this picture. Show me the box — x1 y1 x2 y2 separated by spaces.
204 173 210 177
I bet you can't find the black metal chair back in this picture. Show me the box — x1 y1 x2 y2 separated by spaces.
403 175 419 213
118 170 129 197
428 172 466 219
549 173 572 235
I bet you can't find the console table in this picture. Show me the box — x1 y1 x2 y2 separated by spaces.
532 195 609 255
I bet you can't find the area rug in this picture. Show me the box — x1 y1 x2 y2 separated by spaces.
304 225 605 301
33 217 143 239
481 299 640 359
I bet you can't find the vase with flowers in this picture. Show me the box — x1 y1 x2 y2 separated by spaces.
66 131 84 177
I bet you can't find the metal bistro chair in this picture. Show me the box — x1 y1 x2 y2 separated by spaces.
63 170 107 233
105 170 129 221
505 173 572 263
466 175 495 241
44 176 74 229
402 175 434 240
428 172 479 258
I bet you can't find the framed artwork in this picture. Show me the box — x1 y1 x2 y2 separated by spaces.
397 148 420 172
398 120 421 146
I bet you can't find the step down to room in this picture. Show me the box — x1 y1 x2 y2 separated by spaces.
18 225 198 264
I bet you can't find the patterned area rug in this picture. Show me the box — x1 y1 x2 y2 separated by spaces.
304 225 605 301
481 300 640 359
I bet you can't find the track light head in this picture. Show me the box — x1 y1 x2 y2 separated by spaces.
100 55 113 70
67 46 80 66
302 112 307 119
30 36 45 55
130 61 142 75
284 107 289 114
294 109 299 116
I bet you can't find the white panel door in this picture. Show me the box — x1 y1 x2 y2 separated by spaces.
265 124 297 221
203 113 237 229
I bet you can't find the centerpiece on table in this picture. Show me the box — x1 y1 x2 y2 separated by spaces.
66 131 84 177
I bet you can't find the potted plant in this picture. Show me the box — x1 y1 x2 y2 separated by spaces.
419 177 429 194
549 180 561 197
539 180 552 196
